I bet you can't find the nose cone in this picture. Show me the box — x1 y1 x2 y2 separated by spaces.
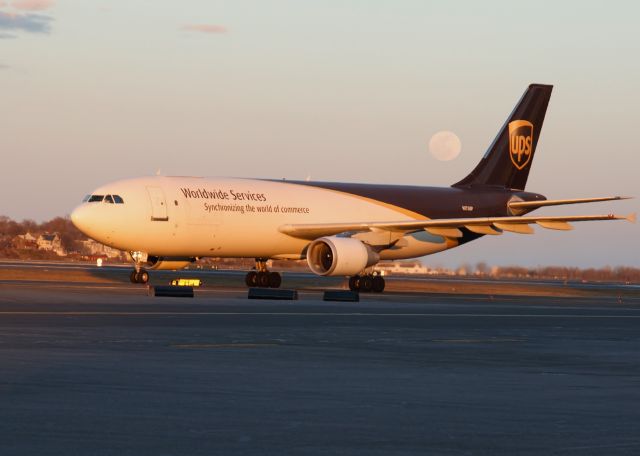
70 204 91 236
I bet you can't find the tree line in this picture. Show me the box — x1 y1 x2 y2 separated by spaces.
461 262 639 283
0 215 86 257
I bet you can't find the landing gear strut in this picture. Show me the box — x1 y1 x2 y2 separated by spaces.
245 258 282 288
349 272 385 293
129 251 149 284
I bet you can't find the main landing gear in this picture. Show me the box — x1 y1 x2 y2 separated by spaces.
129 251 149 284
245 258 282 288
349 273 385 293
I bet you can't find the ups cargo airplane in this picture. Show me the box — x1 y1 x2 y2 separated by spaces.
71 84 634 292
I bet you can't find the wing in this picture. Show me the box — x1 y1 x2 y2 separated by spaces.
279 213 636 240
508 196 631 211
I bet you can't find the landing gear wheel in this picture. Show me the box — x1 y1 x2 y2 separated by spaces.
245 271 258 287
349 275 361 292
257 271 270 288
267 272 282 288
130 270 149 284
372 275 385 293
137 270 149 284
360 275 373 292
246 259 280 289
140 270 149 284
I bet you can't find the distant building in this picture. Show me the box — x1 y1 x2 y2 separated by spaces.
37 233 66 256
13 232 38 250
81 239 123 259
19 232 37 242
376 261 431 276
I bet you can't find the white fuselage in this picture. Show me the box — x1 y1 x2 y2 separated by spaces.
71 176 456 261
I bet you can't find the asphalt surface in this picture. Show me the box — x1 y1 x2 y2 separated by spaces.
1 279 640 455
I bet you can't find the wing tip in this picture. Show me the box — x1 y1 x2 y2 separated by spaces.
627 213 637 223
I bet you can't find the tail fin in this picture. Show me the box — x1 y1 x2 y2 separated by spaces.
453 84 553 190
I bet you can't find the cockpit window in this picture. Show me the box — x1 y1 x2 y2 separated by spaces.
85 194 124 203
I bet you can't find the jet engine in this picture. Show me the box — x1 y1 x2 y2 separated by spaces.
306 236 379 276
146 256 196 271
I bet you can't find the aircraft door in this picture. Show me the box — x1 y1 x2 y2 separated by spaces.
146 186 169 221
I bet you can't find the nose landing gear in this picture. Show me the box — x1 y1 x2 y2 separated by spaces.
245 258 282 288
129 251 150 284
130 269 149 284
348 272 385 293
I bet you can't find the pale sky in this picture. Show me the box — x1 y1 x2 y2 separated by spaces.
1 0 638 267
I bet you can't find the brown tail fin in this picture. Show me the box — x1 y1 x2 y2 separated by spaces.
453 84 553 191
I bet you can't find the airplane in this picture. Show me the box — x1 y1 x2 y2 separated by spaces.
70 84 634 292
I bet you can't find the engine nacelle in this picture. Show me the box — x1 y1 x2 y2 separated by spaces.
306 236 379 276
146 256 195 271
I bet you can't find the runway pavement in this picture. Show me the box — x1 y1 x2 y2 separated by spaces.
1 274 640 455
1 259 637 297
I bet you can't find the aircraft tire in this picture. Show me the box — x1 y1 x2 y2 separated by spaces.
130 271 138 283
360 275 373 292
245 271 258 287
268 272 282 288
348 275 360 291
372 275 385 293
257 271 270 288
137 270 149 284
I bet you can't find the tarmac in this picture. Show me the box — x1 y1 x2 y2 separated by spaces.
1 262 640 455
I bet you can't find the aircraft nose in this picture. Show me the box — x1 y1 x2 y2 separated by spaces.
70 205 90 235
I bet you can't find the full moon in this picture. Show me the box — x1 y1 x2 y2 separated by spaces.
429 131 462 161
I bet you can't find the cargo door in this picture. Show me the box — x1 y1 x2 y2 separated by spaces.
146 186 169 221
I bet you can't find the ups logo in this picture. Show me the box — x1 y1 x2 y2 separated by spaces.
508 120 533 170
